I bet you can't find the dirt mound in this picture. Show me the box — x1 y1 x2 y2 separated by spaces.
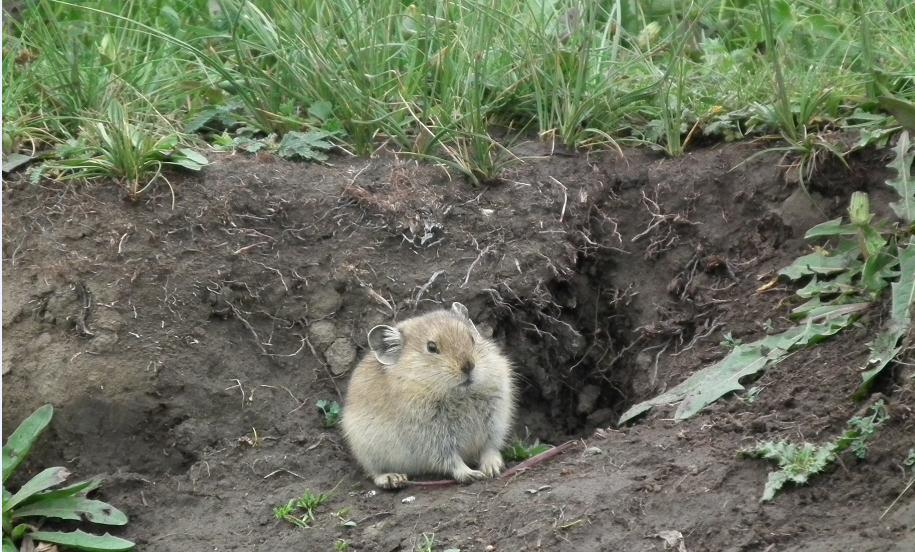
3 143 913 551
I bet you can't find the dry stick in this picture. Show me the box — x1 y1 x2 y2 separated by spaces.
225 299 269 355
549 176 569 224
232 241 269 256
408 440 579 488
501 440 578 479
881 476 915 520
305 336 343 402
263 468 307 481
462 244 493 288
413 269 444 309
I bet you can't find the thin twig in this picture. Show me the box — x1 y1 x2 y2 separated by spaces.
501 440 578 479
305 336 343 402
225 299 269 355
462 245 493 288
881 476 915 520
263 468 307 481
414 270 444 309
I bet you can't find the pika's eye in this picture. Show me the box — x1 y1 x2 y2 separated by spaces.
426 341 439 354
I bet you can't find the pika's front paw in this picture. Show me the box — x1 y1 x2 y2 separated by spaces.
373 473 409 490
452 465 486 484
479 449 504 478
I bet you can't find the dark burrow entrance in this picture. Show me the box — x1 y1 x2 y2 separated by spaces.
476 248 640 445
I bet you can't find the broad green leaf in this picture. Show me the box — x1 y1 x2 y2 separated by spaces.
879 97 915 134
14 496 127 525
171 158 203 170
168 157 205 171
619 316 857 424
21 478 102 506
885 130 914 223
891 239 915 323
761 465 790 501
2 404 53 484
803 217 856 239
155 135 179 151
7 467 70 510
28 530 134 551
308 101 332 121
277 130 332 162
796 273 856 298
859 225 887 260
778 249 858 280
857 240 915 395
10 524 27 541
791 301 869 322
177 148 208 166
860 251 896 295
2 536 15 552
233 136 266 153
2 153 32 173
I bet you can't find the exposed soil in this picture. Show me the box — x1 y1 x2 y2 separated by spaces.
2 141 913 551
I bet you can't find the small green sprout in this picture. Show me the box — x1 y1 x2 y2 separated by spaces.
719 331 743 350
502 440 553 462
273 489 331 529
316 400 342 427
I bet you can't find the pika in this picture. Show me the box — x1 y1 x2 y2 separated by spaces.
341 302 516 489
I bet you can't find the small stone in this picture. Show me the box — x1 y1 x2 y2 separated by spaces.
30 332 53 352
88 330 120 354
576 384 601 415
777 187 825 234
485 546 496 551
586 408 614 427
583 446 603 456
308 287 343 318
308 320 337 348
325 338 357 376
401 496 416 504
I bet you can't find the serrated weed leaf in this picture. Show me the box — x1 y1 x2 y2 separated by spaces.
619 313 857 424
2 404 53 484
277 131 332 162
886 131 915 223
28 529 134 551
778 249 858 280
13 496 128 525
7 467 70 510
857 241 915 395
804 217 857 239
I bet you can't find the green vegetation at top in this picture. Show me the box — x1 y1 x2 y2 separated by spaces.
3 0 914 185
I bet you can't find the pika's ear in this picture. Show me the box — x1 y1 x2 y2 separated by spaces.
451 302 471 320
367 325 403 366
451 302 481 336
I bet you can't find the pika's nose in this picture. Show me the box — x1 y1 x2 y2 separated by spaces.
461 360 475 375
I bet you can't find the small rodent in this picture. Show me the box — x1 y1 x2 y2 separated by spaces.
341 302 516 489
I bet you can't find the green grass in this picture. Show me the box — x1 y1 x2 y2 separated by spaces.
4 0 915 185
272 489 330 529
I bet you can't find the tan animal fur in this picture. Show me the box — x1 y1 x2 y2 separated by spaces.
341 303 516 489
